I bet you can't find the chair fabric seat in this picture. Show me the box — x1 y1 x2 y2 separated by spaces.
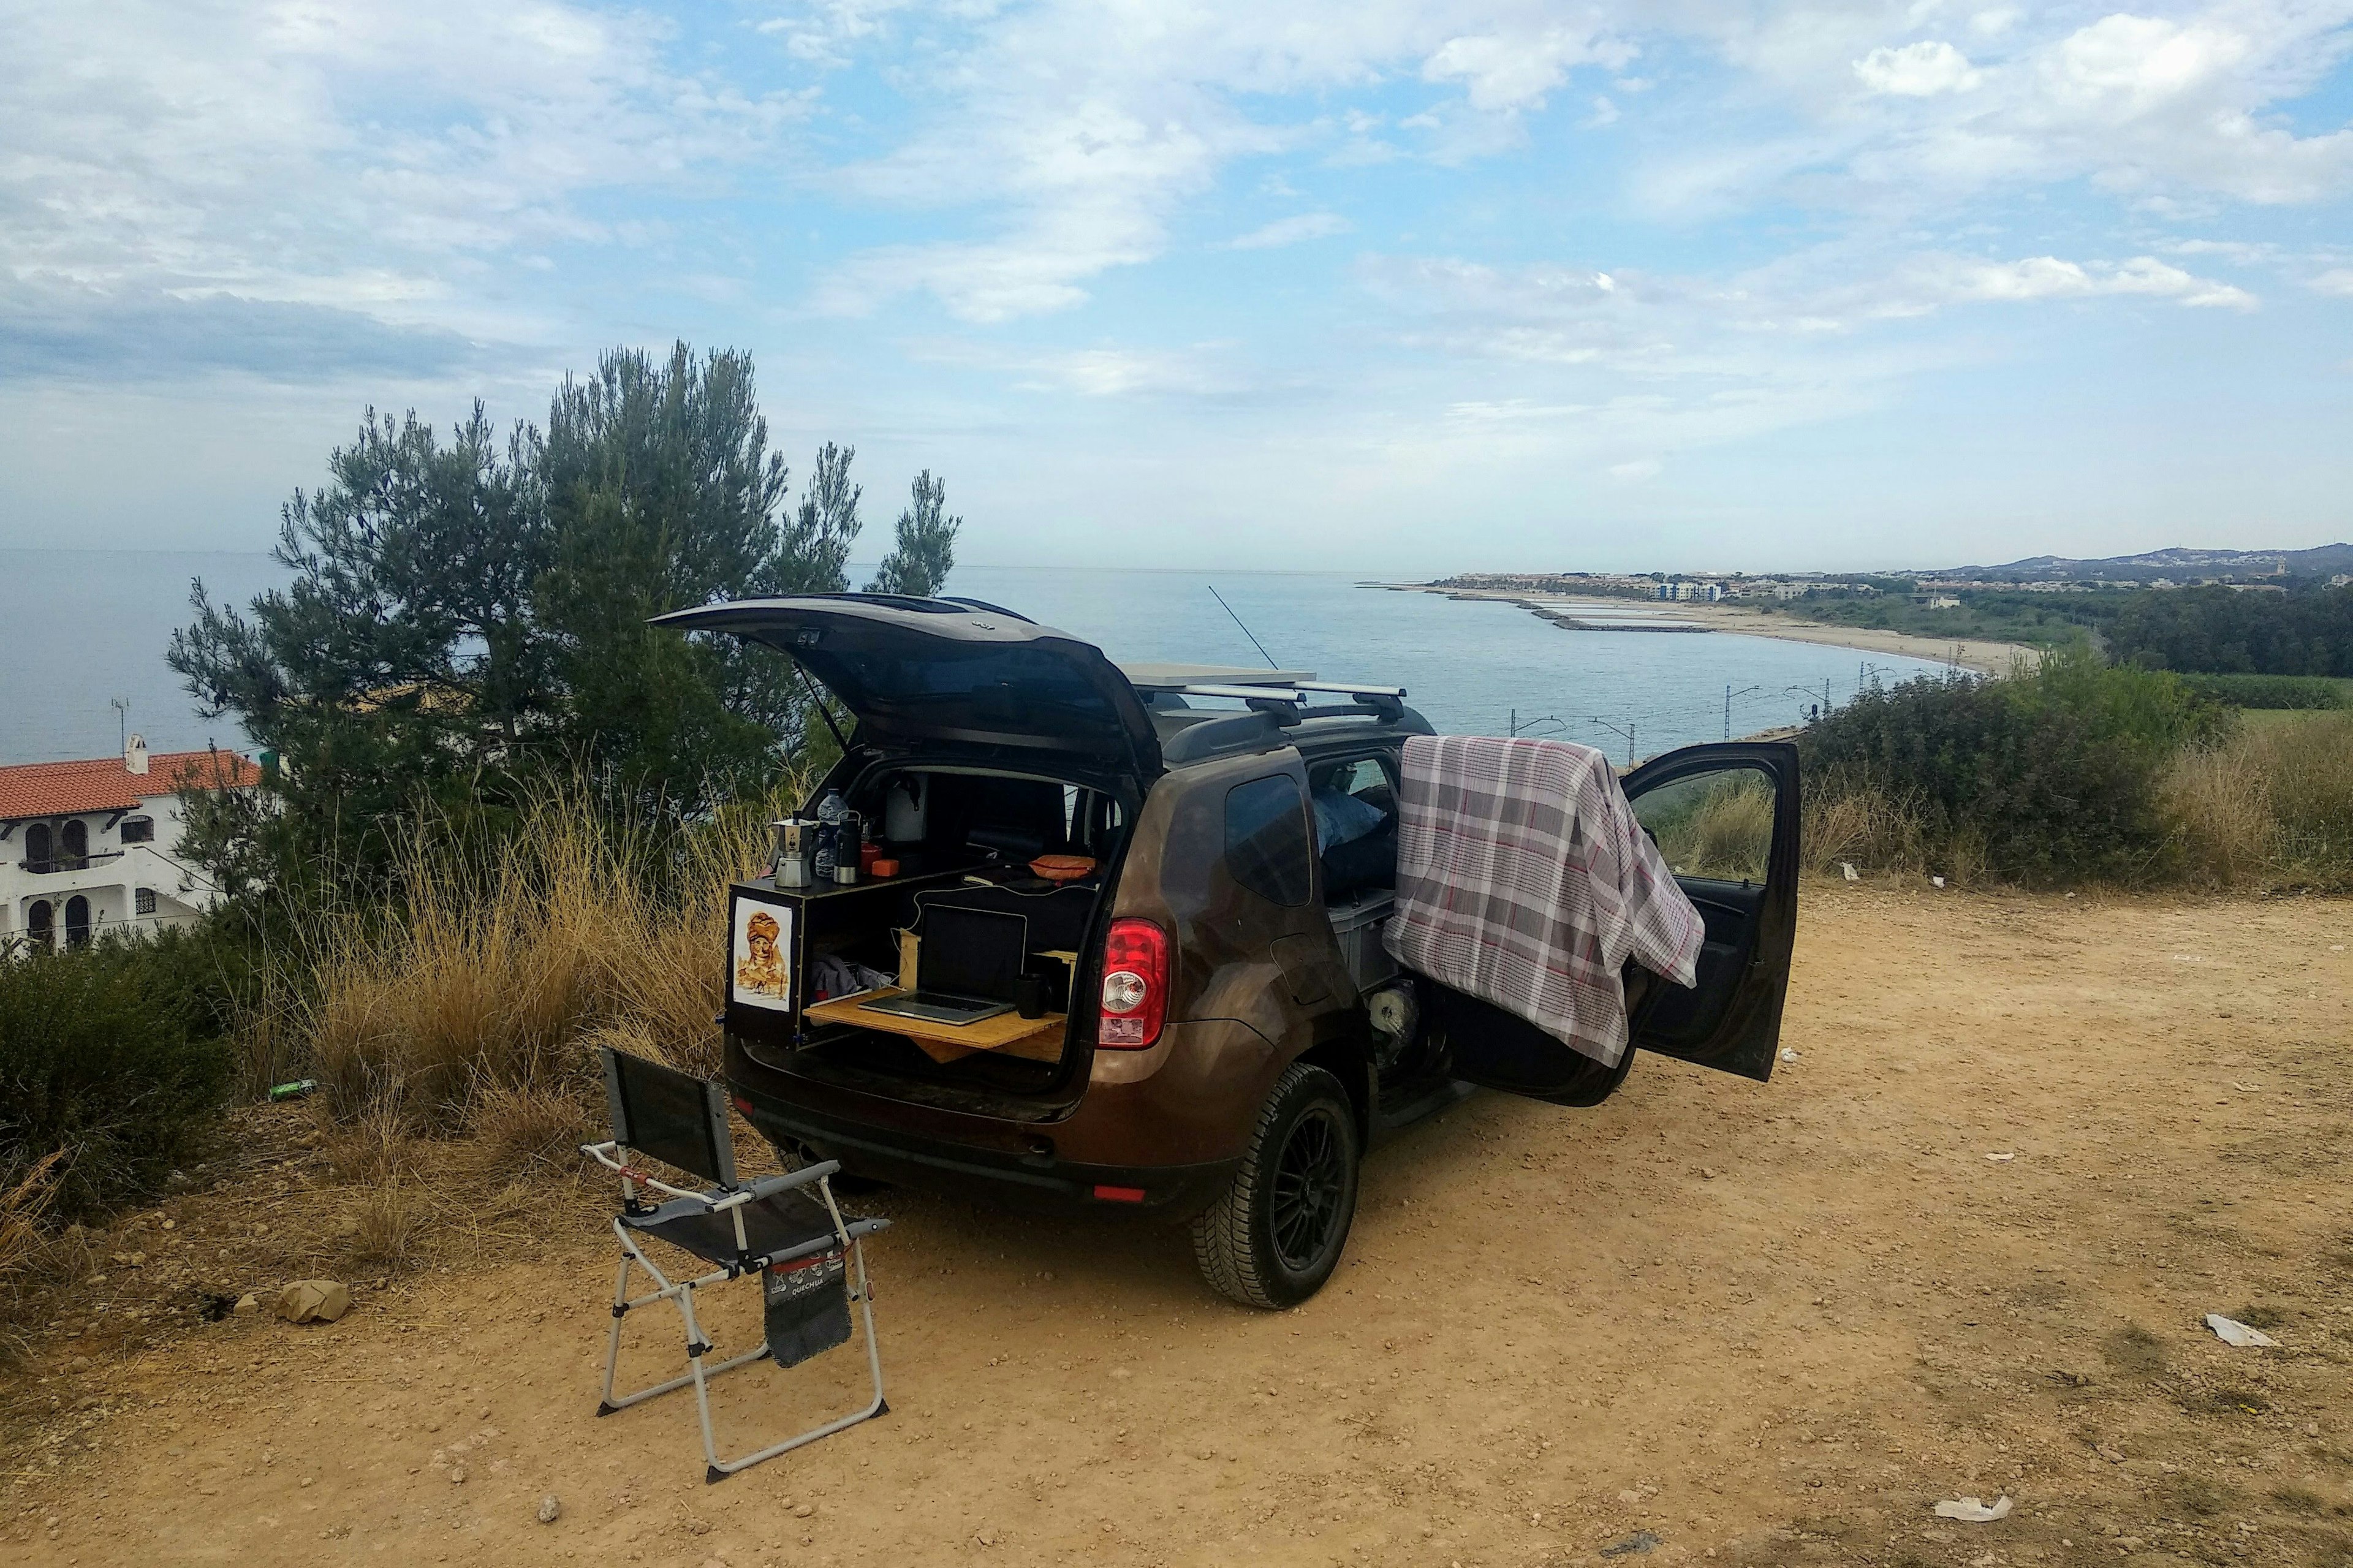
624 1188 888 1268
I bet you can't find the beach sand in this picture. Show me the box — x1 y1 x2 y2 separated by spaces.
1373 585 2041 676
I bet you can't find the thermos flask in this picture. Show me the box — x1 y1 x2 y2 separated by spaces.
835 811 863 884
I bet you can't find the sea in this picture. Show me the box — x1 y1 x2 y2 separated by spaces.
0 550 1952 766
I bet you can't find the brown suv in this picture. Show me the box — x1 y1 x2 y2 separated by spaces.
663 595 1799 1309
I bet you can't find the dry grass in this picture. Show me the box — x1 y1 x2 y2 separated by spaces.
1666 778 1775 881
2161 744 2276 887
347 1176 425 1271
1799 770 1930 877
0 1153 65 1359
270 779 783 1143
466 1083 599 1181
2160 710 2353 890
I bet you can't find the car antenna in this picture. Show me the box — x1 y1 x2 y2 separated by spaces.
1208 584 1280 670
795 665 852 752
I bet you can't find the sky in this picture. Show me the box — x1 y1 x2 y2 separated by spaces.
1 0 2349 575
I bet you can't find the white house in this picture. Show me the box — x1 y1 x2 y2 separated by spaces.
0 737 260 951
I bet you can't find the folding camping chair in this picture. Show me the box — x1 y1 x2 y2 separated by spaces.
581 1048 889 1482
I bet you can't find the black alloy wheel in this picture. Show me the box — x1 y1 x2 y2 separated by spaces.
1269 1105 1348 1271
1191 1062 1361 1309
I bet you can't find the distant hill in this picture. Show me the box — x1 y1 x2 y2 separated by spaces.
1922 543 2353 583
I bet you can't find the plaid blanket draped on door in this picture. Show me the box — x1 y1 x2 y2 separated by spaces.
1382 734 1705 1068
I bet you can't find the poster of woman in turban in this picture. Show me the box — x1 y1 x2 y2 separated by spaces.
731 899 793 1011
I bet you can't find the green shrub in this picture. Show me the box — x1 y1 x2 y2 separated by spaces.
1798 647 2221 885
2177 673 2349 710
0 943 233 1221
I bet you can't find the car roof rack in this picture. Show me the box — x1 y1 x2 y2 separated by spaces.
1132 676 1410 729
1121 667 1406 700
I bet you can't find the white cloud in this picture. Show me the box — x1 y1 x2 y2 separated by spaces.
1421 24 1631 113
1923 254 2258 309
756 0 911 67
1648 2 2353 214
1222 211 1352 250
909 338 1251 398
0 0 806 378
1363 242 2261 402
1608 456 1662 480
2312 268 2353 297
1854 40 1981 97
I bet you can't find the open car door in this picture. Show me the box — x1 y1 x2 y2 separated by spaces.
1620 741 1800 1082
1425 740 1798 1104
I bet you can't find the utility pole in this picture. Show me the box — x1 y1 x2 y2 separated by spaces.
1591 717 1636 766
1510 710 1566 739
110 697 129 756
1724 684 1762 740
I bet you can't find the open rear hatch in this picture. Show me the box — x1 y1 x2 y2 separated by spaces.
653 596 1161 778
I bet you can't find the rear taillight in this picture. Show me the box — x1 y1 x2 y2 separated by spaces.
1096 917 1169 1049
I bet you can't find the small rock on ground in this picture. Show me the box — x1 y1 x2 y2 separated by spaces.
536 1495 561 1524
274 1279 351 1324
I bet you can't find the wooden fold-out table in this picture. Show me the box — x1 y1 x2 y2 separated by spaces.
802 989 1066 1064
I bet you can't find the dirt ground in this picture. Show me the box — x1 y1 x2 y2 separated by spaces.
6 884 2352 1568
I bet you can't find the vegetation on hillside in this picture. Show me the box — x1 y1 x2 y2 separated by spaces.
2174 673 2351 710
1795 647 2223 884
2107 583 2353 676
0 939 233 1221
1757 585 2129 650
1798 646 2352 891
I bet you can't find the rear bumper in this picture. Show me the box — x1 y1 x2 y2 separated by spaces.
734 1091 1240 1218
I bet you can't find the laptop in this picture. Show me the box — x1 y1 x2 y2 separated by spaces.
858 904 1028 1026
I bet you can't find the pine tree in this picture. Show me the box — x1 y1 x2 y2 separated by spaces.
168 344 952 893
867 470 961 597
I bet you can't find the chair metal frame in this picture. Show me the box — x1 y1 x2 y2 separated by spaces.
580 1133 888 1482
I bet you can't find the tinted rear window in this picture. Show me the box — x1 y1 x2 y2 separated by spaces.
1225 775 1311 906
792 637 1131 747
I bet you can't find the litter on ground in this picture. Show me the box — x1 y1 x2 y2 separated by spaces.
1933 1496 2013 1523
1840 862 1859 881
1985 1153 2015 1162
2205 1314 2279 1348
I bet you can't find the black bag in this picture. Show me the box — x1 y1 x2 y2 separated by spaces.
762 1251 852 1368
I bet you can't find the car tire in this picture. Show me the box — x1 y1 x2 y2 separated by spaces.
1191 1062 1360 1310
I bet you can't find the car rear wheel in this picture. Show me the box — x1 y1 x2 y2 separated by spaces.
1191 1062 1360 1309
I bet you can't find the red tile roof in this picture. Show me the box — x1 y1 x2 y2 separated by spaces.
0 750 262 822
